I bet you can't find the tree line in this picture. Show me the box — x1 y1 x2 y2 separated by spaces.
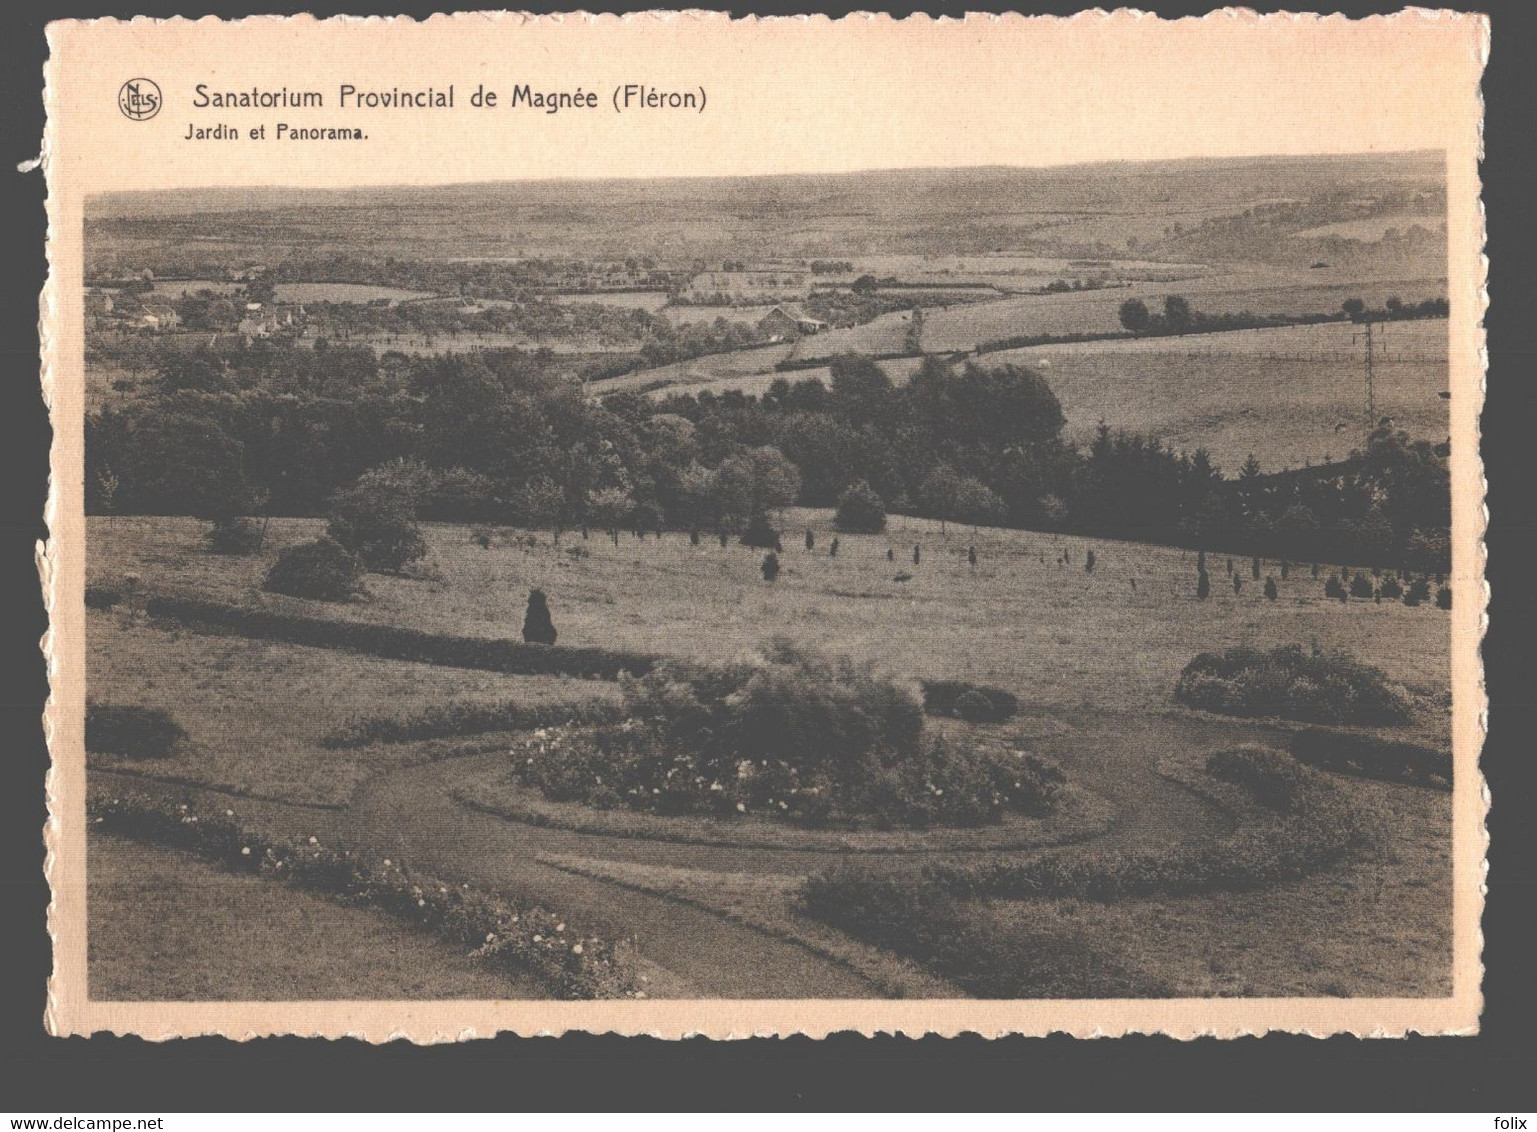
85 343 1450 571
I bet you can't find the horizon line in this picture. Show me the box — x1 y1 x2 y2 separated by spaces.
86 147 1446 202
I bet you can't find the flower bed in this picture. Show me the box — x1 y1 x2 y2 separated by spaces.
1173 644 1412 726
88 790 642 999
501 640 1067 830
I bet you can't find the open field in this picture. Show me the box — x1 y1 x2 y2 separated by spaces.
920 274 1446 352
1291 216 1446 241
591 342 794 392
273 282 437 304
660 303 778 325
547 290 672 311
89 514 1450 731
88 833 546 999
643 319 1448 471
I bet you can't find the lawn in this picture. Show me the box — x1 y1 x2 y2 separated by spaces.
979 755 1452 997
88 833 547 999
87 608 618 805
88 513 1451 729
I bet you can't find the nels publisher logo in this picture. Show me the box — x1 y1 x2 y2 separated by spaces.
118 78 162 121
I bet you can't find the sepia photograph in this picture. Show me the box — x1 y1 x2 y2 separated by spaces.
41 11 1487 1039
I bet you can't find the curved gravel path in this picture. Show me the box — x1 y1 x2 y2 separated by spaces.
94 710 1259 997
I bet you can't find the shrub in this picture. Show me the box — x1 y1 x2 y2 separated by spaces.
85 584 122 610
262 537 366 602
1436 585 1452 610
921 680 1019 723
1324 575 1347 600
1264 576 1278 601
1378 576 1404 600
761 551 781 581
834 480 887 533
87 791 640 999
1197 568 1210 600
740 513 780 549
204 516 264 555
1206 745 1312 811
1291 727 1451 787
522 588 557 645
326 483 426 573
1404 578 1432 607
1349 574 1376 600
85 702 186 759
145 594 655 679
1173 644 1412 725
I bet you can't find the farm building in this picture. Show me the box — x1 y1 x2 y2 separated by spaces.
758 304 829 339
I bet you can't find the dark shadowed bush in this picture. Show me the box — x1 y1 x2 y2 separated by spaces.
145 593 655 679
326 484 426 574
262 537 367 602
85 584 122 610
739 513 780 549
1173 644 1411 725
921 680 1020 723
1349 574 1376 599
1324 575 1347 600
1377 575 1404 600
204 517 265 555
834 480 887 533
85 702 186 759
1290 727 1451 788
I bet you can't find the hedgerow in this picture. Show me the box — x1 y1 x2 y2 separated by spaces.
920 680 1020 723
88 790 642 1000
1173 644 1411 726
144 594 656 680
1290 727 1451 788
322 698 624 748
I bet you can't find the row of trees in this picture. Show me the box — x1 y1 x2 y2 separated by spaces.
86 342 1450 571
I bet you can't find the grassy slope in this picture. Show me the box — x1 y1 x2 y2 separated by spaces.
87 611 618 805
88 833 545 1000
89 514 1451 728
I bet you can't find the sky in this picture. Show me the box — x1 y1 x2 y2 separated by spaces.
47 11 1487 193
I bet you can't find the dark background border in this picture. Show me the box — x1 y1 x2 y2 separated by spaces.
2 0 1530 1111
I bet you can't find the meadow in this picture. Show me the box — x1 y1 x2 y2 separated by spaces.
87 513 1451 725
